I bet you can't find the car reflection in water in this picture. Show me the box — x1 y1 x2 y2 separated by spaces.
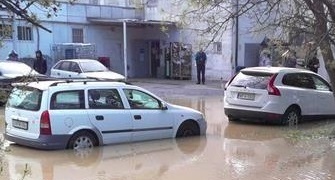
223 121 335 180
2 137 207 180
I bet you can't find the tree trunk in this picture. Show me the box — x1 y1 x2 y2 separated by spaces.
311 1 335 98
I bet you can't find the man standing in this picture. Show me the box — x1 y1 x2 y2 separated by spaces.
307 54 320 73
33 50 47 74
195 48 207 84
7 50 19 61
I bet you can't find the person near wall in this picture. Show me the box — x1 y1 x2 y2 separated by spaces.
7 50 19 61
195 48 207 84
33 50 47 75
283 50 297 68
259 51 272 67
307 53 320 73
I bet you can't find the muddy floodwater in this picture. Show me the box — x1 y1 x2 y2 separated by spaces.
1 96 335 180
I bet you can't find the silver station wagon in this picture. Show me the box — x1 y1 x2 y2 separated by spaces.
4 80 207 150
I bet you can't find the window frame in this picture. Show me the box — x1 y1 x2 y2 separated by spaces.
50 90 85 110
0 24 13 39
123 89 162 109
72 28 84 43
88 89 124 109
17 26 33 41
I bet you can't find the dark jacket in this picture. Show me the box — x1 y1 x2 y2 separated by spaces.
195 51 207 65
33 51 47 74
307 56 319 73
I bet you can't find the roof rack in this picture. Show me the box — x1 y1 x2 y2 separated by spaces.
49 78 131 86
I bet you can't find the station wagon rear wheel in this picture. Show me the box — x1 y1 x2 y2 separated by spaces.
176 121 200 138
68 131 97 150
282 107 300 126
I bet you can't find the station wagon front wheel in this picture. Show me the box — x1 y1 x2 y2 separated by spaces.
68 131 97 150
176 121 200 138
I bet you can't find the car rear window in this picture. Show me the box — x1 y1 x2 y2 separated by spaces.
230 71 274 89
7 86 42 111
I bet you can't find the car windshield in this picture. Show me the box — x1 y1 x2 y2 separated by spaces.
80 61 108 73
230 71 273 89
7 86 42 111
0 63 39 76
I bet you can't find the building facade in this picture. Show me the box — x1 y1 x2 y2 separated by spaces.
0 0 270 81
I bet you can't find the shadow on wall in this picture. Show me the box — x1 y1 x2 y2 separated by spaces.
18 55 53 75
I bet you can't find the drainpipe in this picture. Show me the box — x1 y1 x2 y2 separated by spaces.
123 20 128 80
36 26 40 50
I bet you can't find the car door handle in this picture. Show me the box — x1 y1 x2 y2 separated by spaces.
96 115 104 121
57 72 60 75
134 115 141 120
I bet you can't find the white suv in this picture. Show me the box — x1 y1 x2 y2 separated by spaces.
224 67 335 125
4 80 206 150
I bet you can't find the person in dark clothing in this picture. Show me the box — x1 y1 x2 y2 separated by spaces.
307 54 320 73
33 50 47 74
195 48 207 84
7 50 19 61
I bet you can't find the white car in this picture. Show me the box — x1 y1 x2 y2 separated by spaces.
0 60 49 105
50 59 125 81
224 67 335 125
4 79 206 150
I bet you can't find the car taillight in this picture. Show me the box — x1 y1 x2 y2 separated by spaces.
267 74 281 96
40 110 52 135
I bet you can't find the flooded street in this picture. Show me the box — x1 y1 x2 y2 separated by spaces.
1 96 335 180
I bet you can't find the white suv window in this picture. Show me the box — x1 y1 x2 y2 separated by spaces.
282 73 315 89
311 75 332 91
230 71 273 89
88 89 124 109
123 89 160 109
50 90 85 110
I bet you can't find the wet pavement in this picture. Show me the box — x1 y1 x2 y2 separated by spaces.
0 79 335 180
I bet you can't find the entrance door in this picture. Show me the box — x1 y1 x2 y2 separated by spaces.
244 43 261 67
150 41 160 77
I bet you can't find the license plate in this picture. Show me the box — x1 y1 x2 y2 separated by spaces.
237 92 255 100
12 119 28 130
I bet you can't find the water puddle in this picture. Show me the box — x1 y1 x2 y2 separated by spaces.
0 97 334 180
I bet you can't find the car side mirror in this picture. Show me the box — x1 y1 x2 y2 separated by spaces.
161 102 168 110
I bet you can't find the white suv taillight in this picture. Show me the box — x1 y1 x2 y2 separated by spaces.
267 74 281 96
40 110 52 135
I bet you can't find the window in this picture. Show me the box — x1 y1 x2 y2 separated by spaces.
70 63 81 73
72 28 83 43
58 61 71 71
231 71 273 90
50 90 85 109
147 0 158 7
0 24 13 39
88 89 124 109
17 26 32 40
123 89 160 109
311 75 331 91
213 42 222 54
8 87 42 111
282 73 315 89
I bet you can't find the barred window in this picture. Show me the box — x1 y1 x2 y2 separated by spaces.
17 26 32 41
72 28 83 43
213 42 222 54
0 24 13 39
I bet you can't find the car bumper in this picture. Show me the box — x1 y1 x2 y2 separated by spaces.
224 108 283 123
4 132 71 150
